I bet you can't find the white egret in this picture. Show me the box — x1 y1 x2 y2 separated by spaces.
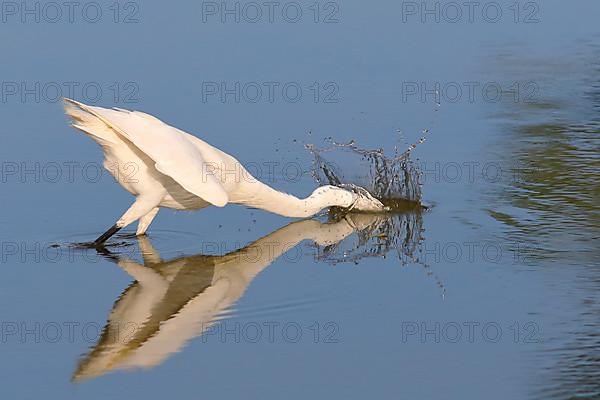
63 99 386 245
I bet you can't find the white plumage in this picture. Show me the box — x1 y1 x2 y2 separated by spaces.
63 99 385 244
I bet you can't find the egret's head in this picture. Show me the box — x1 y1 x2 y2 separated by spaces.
343 184 389 212
313 184 388 213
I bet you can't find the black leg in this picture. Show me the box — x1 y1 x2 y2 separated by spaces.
94 224 122 246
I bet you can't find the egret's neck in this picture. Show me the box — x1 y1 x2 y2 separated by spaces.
235 181 354 218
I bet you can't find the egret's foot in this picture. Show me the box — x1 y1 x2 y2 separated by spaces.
73 241 106 249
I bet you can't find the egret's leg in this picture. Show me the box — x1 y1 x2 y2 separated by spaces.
94 225 122 246
136 207 160 236
94 197 161 245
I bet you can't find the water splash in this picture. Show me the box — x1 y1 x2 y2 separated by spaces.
305 137 444 296
306 137 425 206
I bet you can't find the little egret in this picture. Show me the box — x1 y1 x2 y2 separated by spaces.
63 99 386 245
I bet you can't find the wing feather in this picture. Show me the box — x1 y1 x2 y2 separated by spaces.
64 99 228 207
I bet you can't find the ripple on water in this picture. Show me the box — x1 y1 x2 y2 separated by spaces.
50 229 205 261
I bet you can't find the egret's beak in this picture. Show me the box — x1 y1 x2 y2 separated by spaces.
341 184 389 213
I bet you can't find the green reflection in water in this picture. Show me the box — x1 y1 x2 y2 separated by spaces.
487 55 599 265
485 45 600 399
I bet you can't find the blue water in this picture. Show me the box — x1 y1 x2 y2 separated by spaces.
0 1 599 398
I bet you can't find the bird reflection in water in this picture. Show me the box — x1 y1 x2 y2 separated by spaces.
73 208 432 381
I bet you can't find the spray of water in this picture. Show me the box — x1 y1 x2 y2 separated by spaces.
304 135 444 296
306 133 432 209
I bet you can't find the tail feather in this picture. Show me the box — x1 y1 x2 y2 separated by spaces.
63 98 121 145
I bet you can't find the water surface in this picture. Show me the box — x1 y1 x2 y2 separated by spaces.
0 1 599 399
